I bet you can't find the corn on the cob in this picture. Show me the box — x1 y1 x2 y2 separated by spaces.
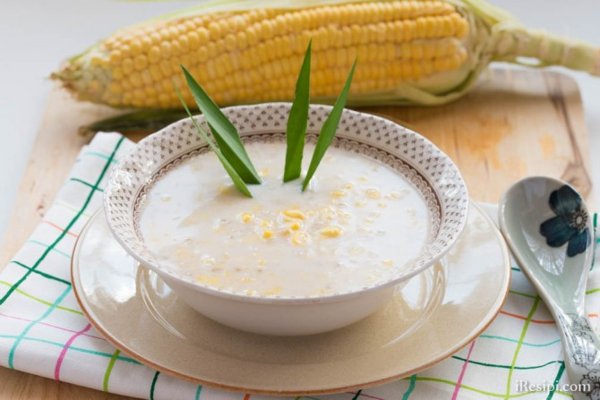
53 0 600 110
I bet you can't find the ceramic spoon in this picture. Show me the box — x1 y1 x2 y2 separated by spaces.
499 176 600 399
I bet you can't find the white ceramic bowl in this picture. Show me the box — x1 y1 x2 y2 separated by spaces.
104 103 468 336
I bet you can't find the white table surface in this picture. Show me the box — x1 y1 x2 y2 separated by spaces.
1 0 599 236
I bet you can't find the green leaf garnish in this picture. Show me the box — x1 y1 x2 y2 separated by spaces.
175 85 252 198
302 59 357 191
181 65 261 184
283 40 311 183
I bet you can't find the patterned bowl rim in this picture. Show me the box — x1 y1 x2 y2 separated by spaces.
103 103 469 304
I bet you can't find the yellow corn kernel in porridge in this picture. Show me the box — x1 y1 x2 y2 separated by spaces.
282 209 306 220
197 275 220 286
263 286 283 296
291 232 311 246
365 188 381 199
259 168 270 177
241 213 253 223
319 227 342 238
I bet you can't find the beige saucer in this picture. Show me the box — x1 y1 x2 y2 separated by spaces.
71 203 510 396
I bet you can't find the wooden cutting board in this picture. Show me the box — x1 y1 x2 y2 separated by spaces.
0 68 592 399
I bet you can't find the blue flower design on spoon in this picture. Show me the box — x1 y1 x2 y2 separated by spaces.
539 185 590 257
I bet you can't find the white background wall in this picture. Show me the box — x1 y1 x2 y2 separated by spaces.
1 0 599 235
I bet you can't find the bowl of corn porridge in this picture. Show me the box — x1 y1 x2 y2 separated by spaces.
104 103 468 336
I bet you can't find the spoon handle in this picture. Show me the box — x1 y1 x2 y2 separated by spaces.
556 311 600 399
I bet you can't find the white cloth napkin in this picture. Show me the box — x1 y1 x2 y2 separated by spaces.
0 132 597 399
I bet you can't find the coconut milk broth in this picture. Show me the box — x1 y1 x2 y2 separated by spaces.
139 141 429 297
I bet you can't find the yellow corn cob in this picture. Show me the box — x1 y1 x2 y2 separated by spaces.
54 0 600 111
